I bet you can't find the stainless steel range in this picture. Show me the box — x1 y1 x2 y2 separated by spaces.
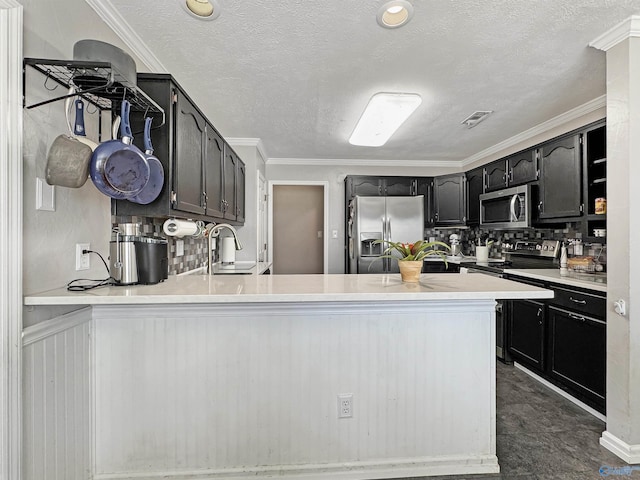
462 239 559 363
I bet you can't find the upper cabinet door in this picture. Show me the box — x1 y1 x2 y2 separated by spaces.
347 176 383 197
507 149 538 186
383 177 416 196
466 167 484 225
204 126 224 219
223 145 238 221
434 173 466 225
174 90 205 215
484 159 508 192
236 159 246 224
539 134 582 219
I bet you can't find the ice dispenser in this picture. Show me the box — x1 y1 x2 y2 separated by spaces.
360 233 383 257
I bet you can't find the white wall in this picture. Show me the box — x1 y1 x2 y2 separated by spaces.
227 142 266 263
21 0 150 296
265 164 460 274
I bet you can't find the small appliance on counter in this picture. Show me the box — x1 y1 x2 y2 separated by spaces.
448 234 461 257
109 223 168 285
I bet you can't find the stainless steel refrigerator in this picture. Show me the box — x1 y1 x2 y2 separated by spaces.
348 195 424 274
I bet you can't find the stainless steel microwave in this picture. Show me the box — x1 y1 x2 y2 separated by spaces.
479 184 532 229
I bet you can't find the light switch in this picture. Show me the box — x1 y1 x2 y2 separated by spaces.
36 177 55 211
317 231 323 239
176 239 184 257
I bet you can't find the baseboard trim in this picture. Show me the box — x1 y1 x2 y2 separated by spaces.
600 431 640 464
93 454 500 480
514 362 606 422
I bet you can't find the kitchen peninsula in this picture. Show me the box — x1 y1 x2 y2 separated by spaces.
24 274 552 480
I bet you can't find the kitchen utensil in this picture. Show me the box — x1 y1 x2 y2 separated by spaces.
71 98 99 151
117 222 141 236
135 237 168 285
72 39 137 89
128 117 165 204
90 100 149 198
109 232 138 285
476 245 489 263
45 97 93 188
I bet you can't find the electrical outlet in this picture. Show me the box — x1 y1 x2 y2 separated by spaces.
176 239 184 257
75 243 90 271
337 394 353 418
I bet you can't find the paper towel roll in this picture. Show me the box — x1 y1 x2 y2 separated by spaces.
221 236 236 264
163 218 199 238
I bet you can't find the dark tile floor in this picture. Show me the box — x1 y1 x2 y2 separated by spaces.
403 361 634 480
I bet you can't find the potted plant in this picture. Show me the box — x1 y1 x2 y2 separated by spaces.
375 239 451 282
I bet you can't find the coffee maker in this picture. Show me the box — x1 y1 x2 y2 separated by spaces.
109 223 168 286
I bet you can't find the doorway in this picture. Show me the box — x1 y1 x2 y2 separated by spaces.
269 182 328 274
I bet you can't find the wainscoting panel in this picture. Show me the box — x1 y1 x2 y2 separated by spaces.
22 308 93 480
92 302 495 479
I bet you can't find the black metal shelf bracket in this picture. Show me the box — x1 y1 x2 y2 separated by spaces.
23 58 165 128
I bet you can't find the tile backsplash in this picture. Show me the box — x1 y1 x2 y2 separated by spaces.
426 224 606 265
112 215 208 275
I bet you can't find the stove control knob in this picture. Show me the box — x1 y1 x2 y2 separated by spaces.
536 245 542 250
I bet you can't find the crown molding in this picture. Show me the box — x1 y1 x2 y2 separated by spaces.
85 0 167 73
226 137 268 164
589 15 640 51
266 157 464 168
461 95 606 167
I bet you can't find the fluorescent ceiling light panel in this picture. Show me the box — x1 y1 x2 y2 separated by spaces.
349 93 422 147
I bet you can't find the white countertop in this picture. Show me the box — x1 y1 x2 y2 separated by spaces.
24 273 553 306
505 268 607 292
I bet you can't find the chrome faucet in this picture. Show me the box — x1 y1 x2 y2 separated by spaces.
205 223 243 274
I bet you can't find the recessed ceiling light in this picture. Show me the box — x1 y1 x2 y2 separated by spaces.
461 111 493 129
349 92 422 147
377 1 414 29
181 0 221 21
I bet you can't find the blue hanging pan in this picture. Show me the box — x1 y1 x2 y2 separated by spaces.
129 117 165 204
90 100 149 199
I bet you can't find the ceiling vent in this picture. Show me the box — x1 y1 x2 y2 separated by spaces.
461 110 493 129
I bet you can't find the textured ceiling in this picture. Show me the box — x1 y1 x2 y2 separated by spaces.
104 0 639 163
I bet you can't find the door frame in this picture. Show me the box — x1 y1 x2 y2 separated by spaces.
1 2 23 479
268 181 329 274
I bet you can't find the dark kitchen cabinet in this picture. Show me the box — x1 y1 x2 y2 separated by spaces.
112 74 245 225
484 159 508 192
547 284 606 411
506 272 606 414
548 306 606 405
509 298 546 372
538 133 582 220
345 176 415 198
416 177 434 227
507 149 538 186
582 122 607 239
433 173 466 226
174 90 206 215
204 128 225 219
466 167 483 225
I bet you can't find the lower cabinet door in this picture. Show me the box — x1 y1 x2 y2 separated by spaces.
509 299 546 371
548 306 606 403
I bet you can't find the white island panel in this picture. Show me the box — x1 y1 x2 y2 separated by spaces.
92 301 499 479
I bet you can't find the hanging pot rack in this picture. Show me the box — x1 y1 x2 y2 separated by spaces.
23 58 165 128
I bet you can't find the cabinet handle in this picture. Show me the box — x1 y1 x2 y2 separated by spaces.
536 307 543 317
569 313 586 322
538 201 543 212
569 297 587 305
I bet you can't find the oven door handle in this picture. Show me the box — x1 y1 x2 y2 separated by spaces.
510 194 520 222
